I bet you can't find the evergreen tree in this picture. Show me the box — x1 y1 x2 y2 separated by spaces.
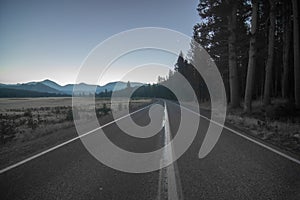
244 0 259 112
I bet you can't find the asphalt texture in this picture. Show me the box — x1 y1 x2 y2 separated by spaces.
1 100 300 199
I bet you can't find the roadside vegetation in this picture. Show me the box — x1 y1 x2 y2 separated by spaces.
0 98 152 145
1 106 80 144
0 98 151 168
156 0 300 157
227 99 300 155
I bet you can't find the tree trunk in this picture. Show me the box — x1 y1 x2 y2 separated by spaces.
292 0 300 109
263 0 276 106
228 2 240 108
282 2 292 99
244 0 259 113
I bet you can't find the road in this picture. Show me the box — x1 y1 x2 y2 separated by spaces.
0 100 300 199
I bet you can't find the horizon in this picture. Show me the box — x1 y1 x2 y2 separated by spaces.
0 0 199 85
0 78 154 87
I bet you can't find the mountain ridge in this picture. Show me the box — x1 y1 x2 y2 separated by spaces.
0 79 145 96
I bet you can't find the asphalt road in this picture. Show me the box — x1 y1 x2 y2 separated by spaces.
0 100 300 199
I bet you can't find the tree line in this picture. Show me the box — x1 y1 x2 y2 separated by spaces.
102 0 300 113
97 82 177 100
171 0 299 113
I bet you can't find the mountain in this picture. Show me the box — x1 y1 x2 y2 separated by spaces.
0 88 69 98
0 82 61 94
0 79 145 97
41 80 144 95
40 79 63 91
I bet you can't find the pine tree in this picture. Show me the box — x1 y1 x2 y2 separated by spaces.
244 0 259 112
263 0 276 106
194 0 250 106
292 0 300 108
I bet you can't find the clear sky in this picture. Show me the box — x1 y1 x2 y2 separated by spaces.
0 0 199 85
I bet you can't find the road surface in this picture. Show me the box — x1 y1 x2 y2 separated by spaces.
1 100 300 199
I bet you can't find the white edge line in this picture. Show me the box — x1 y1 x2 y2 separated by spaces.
170 101 300 166
0 104 153 174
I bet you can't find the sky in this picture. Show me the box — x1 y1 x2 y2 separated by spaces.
0 0 199 85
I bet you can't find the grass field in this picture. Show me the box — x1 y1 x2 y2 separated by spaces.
0 97 152 168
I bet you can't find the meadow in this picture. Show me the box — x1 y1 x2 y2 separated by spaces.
0 97 151 168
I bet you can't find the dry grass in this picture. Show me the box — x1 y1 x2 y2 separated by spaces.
0 97 152 168
227 99 300 155
0 98 152 144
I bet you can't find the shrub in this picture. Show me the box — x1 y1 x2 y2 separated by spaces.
0 120 17 144
27 117 38 130
65 108 73 121
65 108 80 121
54 107 60 114
96 103 111 118
24 109 32 117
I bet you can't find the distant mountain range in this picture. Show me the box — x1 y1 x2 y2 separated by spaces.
0 79 144 97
